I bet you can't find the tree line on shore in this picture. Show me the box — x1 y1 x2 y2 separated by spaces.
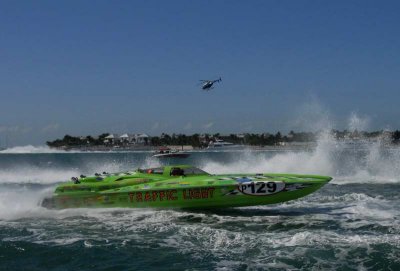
46 130 400 148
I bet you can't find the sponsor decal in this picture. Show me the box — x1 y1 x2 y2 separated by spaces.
129 190 178 203
127 187 216 203
182 187 215 200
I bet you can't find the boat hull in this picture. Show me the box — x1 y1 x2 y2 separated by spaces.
42 173 331 209
152 153 190 158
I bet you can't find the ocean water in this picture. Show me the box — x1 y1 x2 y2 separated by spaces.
0 137 399 270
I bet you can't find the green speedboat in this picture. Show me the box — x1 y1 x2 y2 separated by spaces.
42 165 332 209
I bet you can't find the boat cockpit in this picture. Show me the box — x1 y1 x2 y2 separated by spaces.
138 166 210 177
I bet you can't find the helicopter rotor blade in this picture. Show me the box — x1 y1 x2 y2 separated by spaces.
212 78 221 83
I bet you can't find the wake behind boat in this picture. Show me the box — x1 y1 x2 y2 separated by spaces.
41 165 332 209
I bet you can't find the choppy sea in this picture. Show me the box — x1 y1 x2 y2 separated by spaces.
1 136 399 270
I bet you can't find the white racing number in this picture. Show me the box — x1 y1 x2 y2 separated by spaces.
238 181 285 196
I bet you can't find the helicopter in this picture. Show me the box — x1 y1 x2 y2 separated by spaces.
199 77 222 91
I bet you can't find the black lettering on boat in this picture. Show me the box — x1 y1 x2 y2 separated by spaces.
238 181 285 196
267 182 277 193
256 182 266 193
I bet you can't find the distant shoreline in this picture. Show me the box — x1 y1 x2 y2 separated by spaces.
45 130 400 152
49 142 318 152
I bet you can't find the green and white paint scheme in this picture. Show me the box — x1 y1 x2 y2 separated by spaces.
42 165 332 209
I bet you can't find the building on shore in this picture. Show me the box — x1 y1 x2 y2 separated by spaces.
104 133 150 146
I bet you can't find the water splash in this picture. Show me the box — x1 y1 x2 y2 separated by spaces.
0 145 74 154
348 112 370 132
0 167 79 184
201 132 400 184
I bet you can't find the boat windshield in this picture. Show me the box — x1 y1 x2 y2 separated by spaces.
138 167 164 174
171 167 208 176
182 167 209 176
139 166 209 176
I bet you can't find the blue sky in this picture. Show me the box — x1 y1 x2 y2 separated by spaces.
1 0 399 145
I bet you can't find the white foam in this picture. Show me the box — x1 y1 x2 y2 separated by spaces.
0 145 76 154
0 198 398 269
200 131 400 185
0 167 79 184
0 185 54 220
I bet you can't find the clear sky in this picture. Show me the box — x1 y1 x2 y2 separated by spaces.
1 0 399 146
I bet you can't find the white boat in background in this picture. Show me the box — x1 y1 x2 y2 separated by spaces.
207 139 235 148
152 147 190 158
